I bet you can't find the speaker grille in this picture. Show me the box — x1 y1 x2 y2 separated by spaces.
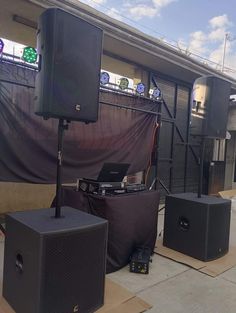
191 76 231 138
42 226 107 313
3 207 108 313
163 193 231 261
35 8 103 122
207 202 231 259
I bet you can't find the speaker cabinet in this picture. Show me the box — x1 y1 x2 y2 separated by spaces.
163 193 231 261
3 207 108 313
34 8 103 122
191 76 231 138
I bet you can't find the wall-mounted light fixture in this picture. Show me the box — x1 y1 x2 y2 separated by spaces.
100 72 110 85
136 82 145 95
22 47 37 63
0 39 4 53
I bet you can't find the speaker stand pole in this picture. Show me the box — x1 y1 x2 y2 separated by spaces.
55 119 69 218
198 136 206 198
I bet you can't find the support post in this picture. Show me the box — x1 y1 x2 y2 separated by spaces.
55 119 68 218
154 101 162 190
198 137 206 198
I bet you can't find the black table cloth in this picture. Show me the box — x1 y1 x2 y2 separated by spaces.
52 187 160 273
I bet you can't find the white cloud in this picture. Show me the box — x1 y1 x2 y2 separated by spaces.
129 5 158 20
208 44 224 65
209 14 233 29
106 8 123 21
208 28 227 42
184 14 233 57
124 0 177 20
185 14 234 56
181 14 236 77
209 39 235 64
87 0 106 3
79 0 107 8
80 0 177 21
152 0 176 7
188 31 208 54
226 53 236 69
208 14 234 42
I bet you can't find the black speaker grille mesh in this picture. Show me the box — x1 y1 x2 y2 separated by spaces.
42 225 107 313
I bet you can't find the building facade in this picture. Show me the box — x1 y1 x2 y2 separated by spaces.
1 0 236 212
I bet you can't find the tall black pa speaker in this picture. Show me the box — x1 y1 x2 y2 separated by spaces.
163 193 231 261
3 207 108 313
34 8 103 122
191 76 231 138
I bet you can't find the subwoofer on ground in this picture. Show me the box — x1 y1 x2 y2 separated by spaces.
163 193 231 261
3 207 108 313
34 8 103 122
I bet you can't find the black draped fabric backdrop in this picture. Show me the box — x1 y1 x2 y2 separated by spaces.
0 67 158 183
52 187 160 273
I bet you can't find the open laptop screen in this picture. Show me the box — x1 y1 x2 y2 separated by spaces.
96 163 130 182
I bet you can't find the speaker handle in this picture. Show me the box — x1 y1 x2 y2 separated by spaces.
15 253 23 273
37 54 42 72
178 216 190 231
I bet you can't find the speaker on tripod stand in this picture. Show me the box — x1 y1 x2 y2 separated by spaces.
34 8 103 123
190 75 231 139
163 76 232 261
3 8 108 313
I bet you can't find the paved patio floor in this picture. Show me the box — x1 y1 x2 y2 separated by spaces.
108 209 236 313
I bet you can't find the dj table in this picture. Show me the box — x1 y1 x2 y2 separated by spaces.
52 187 160 273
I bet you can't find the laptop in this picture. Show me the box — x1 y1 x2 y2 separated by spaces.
96 163 130 182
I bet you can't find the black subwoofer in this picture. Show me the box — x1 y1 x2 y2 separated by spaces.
34 8 103 122
3 207 108 313
163 193 231 261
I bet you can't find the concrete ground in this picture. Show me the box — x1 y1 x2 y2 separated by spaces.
108 209 236 313
0 209 236 312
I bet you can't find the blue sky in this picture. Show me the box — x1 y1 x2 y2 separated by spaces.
79 0 236 77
